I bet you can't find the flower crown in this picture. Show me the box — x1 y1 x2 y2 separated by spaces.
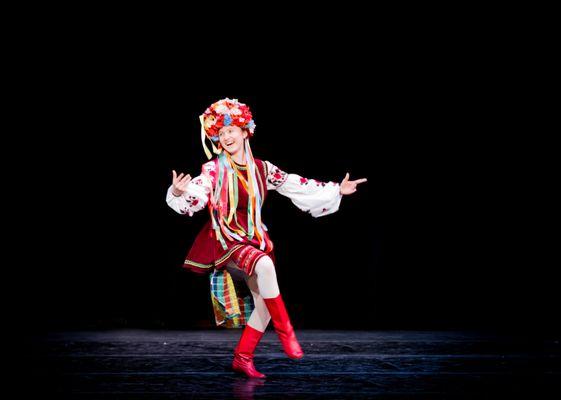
201 98 256 143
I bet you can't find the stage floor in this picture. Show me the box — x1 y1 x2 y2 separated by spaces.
24 329 560 399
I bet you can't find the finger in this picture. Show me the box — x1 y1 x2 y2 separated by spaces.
342 172 350 182
177 173 184 182
172 170 177 180
180 175 191 185
354 178 368 184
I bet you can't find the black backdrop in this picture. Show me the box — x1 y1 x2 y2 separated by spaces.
13 55 557 335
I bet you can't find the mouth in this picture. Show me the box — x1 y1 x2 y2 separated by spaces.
225 140 235 147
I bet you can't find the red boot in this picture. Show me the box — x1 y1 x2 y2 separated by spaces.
232 324 267 378
263 293 304 359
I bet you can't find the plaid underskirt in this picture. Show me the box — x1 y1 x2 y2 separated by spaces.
209 245 272 328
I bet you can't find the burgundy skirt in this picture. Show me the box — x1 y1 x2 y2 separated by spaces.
184 220 276 277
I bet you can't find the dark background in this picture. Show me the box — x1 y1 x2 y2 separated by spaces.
12 40 557 335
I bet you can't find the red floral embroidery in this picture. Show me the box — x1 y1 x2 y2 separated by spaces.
267 166 288 187
202 161 217 185
300 177 309 185
181 195 201 214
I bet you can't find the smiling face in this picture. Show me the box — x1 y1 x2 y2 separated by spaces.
218 125 248 156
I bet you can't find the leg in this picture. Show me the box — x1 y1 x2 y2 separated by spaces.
253 256 280 299
226 261 267 378
252 256 304 359
226 261 271 332
244 272 272 332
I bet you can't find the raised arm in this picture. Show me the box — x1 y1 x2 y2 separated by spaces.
166 161 216 216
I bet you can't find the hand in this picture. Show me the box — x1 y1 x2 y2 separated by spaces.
340 172 367 195
172 170 191 197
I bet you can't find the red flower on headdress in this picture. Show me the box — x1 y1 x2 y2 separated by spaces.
201 98 256 142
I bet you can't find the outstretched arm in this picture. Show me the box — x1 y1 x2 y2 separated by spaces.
265 161 366 218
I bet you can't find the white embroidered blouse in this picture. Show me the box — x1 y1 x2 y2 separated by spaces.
166 160 342 218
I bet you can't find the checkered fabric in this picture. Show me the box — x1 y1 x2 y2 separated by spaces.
210 268 254 328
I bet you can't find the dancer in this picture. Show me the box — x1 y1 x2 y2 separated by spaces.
167 98 366 378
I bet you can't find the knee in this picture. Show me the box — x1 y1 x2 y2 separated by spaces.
254 256 276 277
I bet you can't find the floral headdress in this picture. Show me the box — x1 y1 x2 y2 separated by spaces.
200 98 256 159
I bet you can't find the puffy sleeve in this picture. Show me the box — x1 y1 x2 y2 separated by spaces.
265 160 342 218
166 161 216 216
